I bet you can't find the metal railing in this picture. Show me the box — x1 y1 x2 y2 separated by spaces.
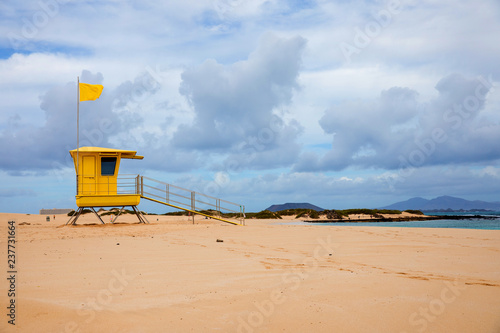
76 174 138 195
117 174 139 194
137 175 245 224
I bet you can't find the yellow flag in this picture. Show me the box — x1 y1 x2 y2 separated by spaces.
79 83 103 102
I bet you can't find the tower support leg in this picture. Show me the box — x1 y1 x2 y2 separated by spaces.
66 207 83 225
66 206 149 225
132 206 149 224
112 206 125 224
90 207 105 224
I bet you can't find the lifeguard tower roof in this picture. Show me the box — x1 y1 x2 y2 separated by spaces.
69 146 144 160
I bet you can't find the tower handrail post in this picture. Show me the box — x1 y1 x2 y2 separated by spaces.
166 184 169 203
141 176 144 196
191 191 195 211
135 175 139 194
191 191 195 224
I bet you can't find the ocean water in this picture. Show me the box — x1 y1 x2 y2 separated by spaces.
301 211 500 230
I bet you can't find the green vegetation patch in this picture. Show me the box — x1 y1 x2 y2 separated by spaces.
246 210 282 219
339 208 401 217
404 209 424 215
67 209 92 216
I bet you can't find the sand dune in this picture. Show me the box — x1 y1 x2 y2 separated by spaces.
1 212 500 332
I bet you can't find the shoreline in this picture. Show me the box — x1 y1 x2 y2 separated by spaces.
304 214 499 223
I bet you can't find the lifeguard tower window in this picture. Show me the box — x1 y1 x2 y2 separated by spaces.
101 157 117 176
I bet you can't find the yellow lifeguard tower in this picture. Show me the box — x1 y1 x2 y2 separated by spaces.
66 146 246 226
67 147 147 224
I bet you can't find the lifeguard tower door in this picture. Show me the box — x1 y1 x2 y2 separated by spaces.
98 156 118 195
81 155 96 194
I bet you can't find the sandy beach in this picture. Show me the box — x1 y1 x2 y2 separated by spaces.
1 212 500 333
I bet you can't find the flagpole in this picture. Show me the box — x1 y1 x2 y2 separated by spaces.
76 76 80 196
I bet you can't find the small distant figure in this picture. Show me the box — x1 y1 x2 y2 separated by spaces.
53 215 56 220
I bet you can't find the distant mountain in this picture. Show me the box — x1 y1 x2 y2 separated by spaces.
380 196 500 211
265 203 324 212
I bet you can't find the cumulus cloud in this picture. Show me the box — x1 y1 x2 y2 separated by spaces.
0 34 307 174
294 73 499 172
127 33 308 173
0 69 158 172
173 33 306 169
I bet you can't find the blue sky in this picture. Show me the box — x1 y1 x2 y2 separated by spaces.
1 0 500 213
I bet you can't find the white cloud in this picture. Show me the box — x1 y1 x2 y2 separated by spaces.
294 73 500 172
0 34 308 174
172 33 306 168
475 166 500 178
